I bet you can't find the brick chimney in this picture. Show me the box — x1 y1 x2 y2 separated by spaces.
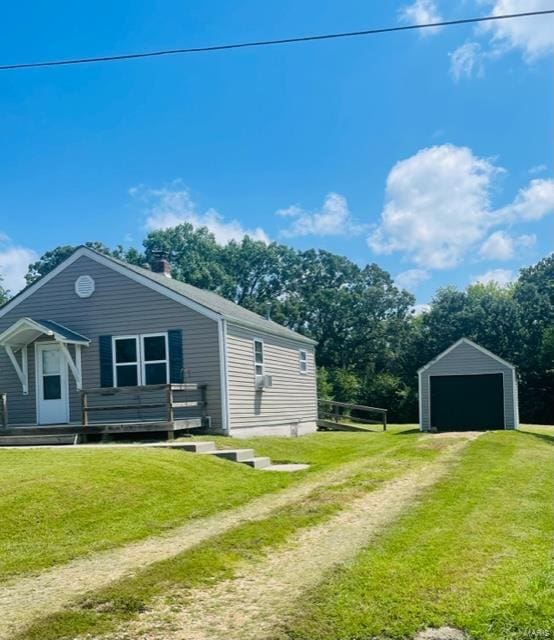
151 251 172 278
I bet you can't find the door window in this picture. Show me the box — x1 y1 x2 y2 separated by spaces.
42 349 62 400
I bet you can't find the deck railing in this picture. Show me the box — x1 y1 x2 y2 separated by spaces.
318 399 387 432
80 383 208 427
0 393 7 429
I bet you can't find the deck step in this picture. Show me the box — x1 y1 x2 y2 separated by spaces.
239 456 272 469
205 448 256 462
0 434 76 446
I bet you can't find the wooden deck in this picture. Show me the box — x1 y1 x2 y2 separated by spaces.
0 383 212 444
0 417 207 436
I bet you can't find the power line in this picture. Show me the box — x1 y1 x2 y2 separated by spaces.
1 9 553 72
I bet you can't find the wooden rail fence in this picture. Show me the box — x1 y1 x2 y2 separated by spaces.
318 399 387 432
80 383 208 427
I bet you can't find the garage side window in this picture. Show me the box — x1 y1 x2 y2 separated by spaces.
254 339 264 379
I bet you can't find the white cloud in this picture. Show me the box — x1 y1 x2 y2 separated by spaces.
473 268 514 287
367 144 550 271
395 268 430 291
497 178 554 221
529 164 547 176
277 192 363 238
131 183 269 245
516 233 537 248
449 42 484 80
0 237 37 295
479 0 554 61
479 230 514 260
398 0 443 35
368 144 502 269
479 230 536 260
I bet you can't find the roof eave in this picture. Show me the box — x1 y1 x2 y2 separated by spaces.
224 316 317 345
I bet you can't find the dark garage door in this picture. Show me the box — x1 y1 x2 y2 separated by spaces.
430 374 505 431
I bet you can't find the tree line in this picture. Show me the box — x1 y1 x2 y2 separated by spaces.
2 224 553 423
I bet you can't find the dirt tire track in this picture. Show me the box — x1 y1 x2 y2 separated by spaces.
100 435 479 640
0 447 405 640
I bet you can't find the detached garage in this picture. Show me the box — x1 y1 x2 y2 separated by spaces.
418 338 519 432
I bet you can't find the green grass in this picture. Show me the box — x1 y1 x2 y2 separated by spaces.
0 447 291 581
0 428 415 582
283 429 554 640
197 424 418 470
15 433 445 640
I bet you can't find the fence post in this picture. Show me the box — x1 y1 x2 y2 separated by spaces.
383 410 387 432
166 384 174 423
200 385 208 422
81 390 88 427
1 393 7 428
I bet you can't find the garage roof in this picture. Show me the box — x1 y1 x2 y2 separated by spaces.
418 337 515 374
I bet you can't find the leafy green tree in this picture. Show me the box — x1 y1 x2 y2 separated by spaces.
142 224 228 291
328 369 361 405
0 273 8 306
360 372 413 422
25 242 122 284
316 367 333 401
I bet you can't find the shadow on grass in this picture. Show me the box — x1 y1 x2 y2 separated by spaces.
393 428 420 435
517 429 554 446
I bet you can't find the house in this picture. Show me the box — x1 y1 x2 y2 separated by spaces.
0 246 317 438
418 338 519 432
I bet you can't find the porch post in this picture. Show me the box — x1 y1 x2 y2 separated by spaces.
59 342 83 390
5 345 29 395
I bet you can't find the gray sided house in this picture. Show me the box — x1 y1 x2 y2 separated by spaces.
0 247 317 438
418 338 519 432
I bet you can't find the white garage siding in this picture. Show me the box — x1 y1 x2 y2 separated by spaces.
418 338 518 431
225 323 318 437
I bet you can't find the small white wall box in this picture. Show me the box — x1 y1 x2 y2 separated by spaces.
256 374 273 390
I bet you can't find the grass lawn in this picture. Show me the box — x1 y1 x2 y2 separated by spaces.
196 424 419 470
0 427 416 582
283 427 554 640
14 429 449 640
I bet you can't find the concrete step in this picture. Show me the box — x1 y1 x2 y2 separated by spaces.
239 456 272 469
205 448 256 462
0 434 76 446
149 441 216 453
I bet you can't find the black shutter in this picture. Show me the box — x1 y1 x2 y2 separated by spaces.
168 330 184 383
99 335 114 388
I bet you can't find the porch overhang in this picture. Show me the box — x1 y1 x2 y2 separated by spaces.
0 318 90 394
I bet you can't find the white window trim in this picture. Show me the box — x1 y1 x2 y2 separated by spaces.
299 349 307 374
112 333 170 387
140 333 170 387
253 338 264 381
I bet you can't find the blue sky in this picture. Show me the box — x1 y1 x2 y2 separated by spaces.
0 0 552 304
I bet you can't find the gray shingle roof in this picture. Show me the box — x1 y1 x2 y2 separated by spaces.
98 250 316 345
35 319 91 344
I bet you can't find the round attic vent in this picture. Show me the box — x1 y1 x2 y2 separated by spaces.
75 275 95 298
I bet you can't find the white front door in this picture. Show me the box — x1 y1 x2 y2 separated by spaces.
37 344 69 425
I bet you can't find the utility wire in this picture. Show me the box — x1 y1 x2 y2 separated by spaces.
1 9 553 71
